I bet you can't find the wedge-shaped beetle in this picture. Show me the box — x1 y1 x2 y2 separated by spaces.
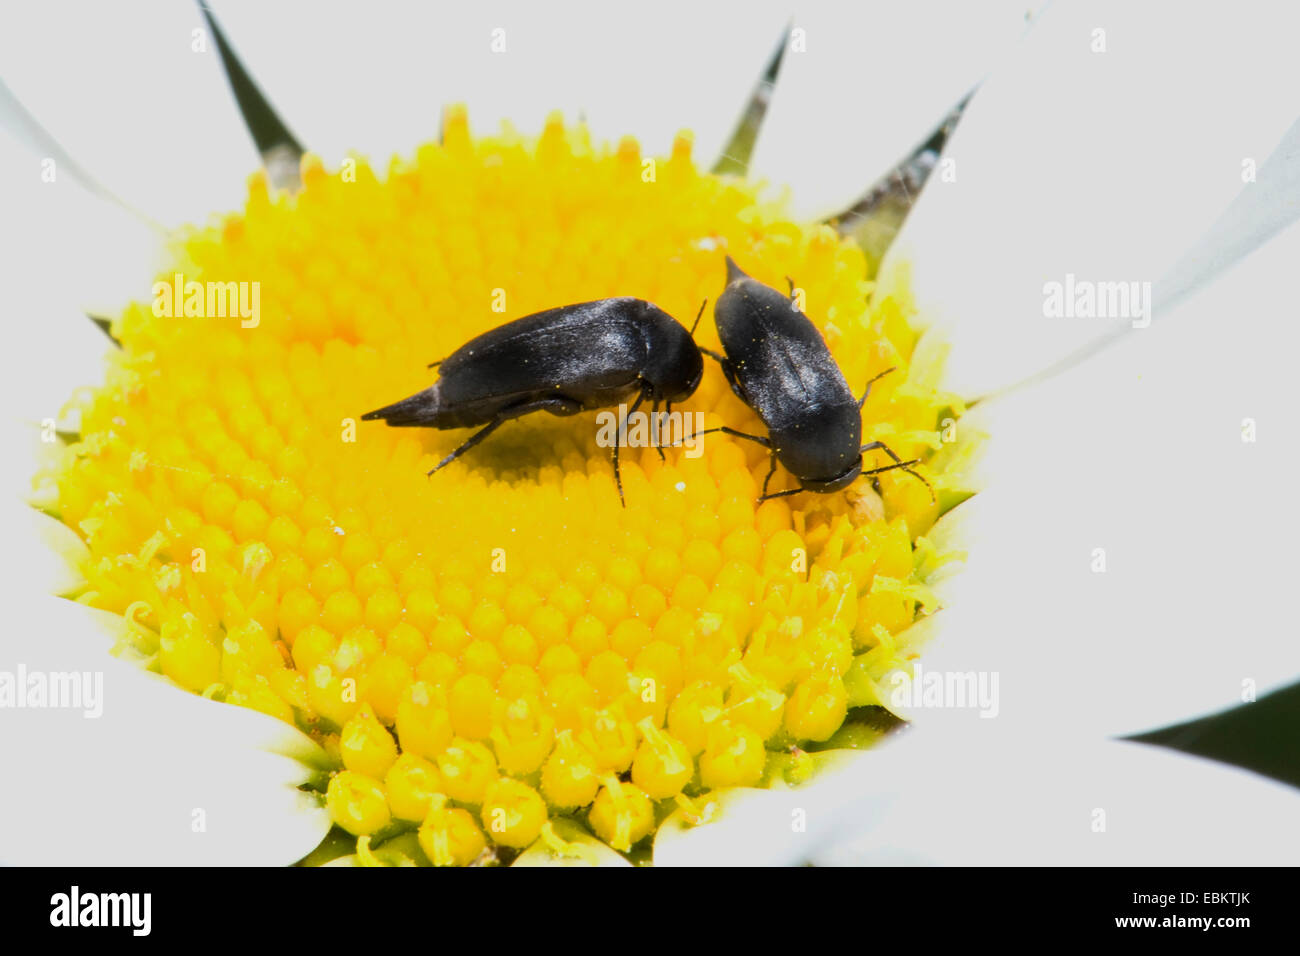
362 297 705 505
698 256 933 502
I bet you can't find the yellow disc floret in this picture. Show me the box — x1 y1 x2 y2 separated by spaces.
384 753 444 822
340 704 399 778
540 730 601 809
419 798 487 867
326 770 391 836
631 717 694 799
698 721 766 789
480 778 547 848
43 108 966 864
588 778 655 852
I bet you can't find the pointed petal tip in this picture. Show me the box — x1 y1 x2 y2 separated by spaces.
710 23 791 176
86 313 122 348
198 0 304 190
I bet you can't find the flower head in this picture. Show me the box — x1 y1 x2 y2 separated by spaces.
41 108 972 862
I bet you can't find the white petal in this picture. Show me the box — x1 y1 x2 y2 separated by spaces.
0 128 163 402
1154 116 1300 316
653 749 867 866
808 730 1300 866
914 217 1300 738
878 0 1300 398
0 0 257 226
0 127 163 521
655 787 813 866
750 0 1045 220
0 505 87 597
0 596 331 865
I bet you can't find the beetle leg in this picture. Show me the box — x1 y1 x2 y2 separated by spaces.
715 425 770 446
754 489 800 504
497 396 584 420
859 439 936 502
427 396 583 477
785 276 796 297
651 399 666 462
857 366 898 409
612 391 648 508
673 425 770 449
427 419 506 476
722 362 750 403
699 348 749 403
760 451 780 499
426 358 444 369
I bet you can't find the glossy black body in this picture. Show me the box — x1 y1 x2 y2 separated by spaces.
713 257 864 492
363 296 703 447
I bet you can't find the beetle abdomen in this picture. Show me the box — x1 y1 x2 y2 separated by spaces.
437 307 648 402
361 383 453 428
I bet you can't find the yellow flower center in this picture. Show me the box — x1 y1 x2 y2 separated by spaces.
42 107 967 864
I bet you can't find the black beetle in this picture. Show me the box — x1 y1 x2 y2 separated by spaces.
361 297 705 505
694 256 933 502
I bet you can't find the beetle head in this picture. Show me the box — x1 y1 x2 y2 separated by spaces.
641 303 705 402
773 403 864 493
796 457 862 494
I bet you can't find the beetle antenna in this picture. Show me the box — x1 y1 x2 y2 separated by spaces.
689 299 707 338
858 366 897 408
860 439 936 502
